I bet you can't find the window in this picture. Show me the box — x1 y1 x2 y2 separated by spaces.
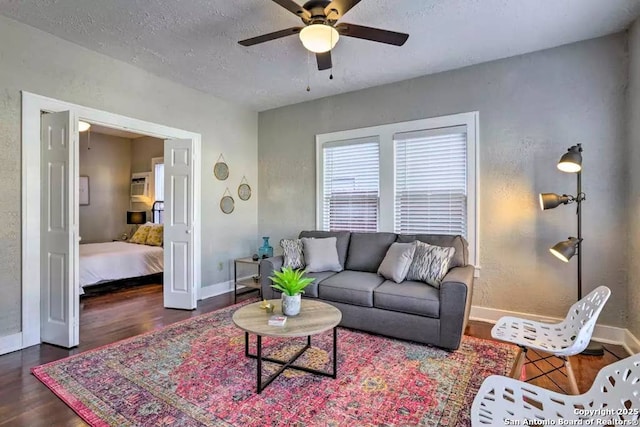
154 162 164 200
316 112 479 267
151 157 164 202
394 126 467 235
322 138 379 232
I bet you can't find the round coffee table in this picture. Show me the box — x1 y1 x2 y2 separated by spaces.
232 299 342 393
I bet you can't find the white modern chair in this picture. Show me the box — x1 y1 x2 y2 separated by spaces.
471 352 640 426
491 285 611 394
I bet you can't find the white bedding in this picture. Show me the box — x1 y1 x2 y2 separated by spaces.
79 241 163 293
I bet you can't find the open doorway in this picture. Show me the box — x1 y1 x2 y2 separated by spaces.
21 92 202 350
77 124 165 297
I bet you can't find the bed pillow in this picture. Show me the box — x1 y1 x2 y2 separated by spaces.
377 242 417 283
406 241 455 288
280 238 305 269
301 237 342 273
129 223 152 244
145 224 164 246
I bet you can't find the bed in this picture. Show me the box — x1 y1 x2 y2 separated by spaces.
79 241 163 295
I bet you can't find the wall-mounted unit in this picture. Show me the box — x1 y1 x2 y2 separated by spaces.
131 172 150 201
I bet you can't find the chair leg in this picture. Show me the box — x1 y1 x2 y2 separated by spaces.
563 357 580 395
513 347 527 379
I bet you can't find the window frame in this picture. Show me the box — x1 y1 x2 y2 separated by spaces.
316 111 480 269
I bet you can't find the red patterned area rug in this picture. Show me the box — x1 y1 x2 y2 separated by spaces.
33 301 519 426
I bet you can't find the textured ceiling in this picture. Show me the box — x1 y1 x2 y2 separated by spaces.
1 0 639 112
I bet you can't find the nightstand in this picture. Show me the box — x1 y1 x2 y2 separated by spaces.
234 257 261 303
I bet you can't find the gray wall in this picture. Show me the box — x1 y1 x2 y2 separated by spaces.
0 15 258 338
131 136 163 174
258 34 628 327
79 132 131 243
130 135 164 215
628 20 640 338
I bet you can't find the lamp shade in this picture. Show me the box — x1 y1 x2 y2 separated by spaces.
557 145 582 173
299 24 339 53
549 237 580 262
127 210 147 225
539 193 573 210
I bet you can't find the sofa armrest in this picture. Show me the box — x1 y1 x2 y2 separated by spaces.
439 265 475 350
259 256 283 300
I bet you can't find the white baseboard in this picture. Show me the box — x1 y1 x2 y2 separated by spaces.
198 280 234 300
624 329 640 354
470 305 640 356
0 332 23 356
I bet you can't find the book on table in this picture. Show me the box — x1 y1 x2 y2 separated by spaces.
268 315 287 326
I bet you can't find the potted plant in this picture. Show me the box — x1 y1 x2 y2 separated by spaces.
269 267 315 316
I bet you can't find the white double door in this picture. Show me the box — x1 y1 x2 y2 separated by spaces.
40 111 197 348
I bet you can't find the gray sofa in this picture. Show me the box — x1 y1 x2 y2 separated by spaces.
260 231 474 350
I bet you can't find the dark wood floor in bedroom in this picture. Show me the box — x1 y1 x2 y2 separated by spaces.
0 283 629 427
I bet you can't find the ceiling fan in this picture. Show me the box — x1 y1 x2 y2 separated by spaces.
238 0 409 71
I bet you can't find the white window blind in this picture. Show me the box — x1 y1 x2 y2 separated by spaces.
154 162 164 201
322 139 379 232
394 126 467 236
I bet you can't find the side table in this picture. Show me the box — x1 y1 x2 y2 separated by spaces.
234 257 261 303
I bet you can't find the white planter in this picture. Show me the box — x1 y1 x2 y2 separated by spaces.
281 293 301 316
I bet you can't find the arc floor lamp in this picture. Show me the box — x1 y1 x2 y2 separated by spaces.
539 144 603 356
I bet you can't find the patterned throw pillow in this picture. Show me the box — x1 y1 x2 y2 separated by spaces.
145 224 164 246
129 224 152 244
406 241 455 288
280 239 305 269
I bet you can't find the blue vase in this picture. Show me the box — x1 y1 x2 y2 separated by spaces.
258 236 273 258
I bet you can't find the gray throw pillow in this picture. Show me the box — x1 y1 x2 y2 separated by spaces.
377 242 417 283
301 237 342 273
280 238 305 269
406 241 455 288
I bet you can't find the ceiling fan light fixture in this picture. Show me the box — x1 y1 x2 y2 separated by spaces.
78 120 91 132
299 24 339 53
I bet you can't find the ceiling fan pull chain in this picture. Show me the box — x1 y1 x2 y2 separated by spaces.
329 27 334 80
306 50 311 92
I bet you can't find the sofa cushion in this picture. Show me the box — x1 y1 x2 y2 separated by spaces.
377 242 416 283
346 232 397 273
406 241 455 288
302 271 338 298
301 237 342 272
397 234 468 268
374 280 440 318
299 231 351 269
318 271 384 307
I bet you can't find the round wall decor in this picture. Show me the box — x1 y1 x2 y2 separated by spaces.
220 195 234 214
214 154 229 180
238 176 251 201
220 188 234 214
238 184 251 201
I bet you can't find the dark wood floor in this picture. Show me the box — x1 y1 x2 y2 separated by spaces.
0 284 629 426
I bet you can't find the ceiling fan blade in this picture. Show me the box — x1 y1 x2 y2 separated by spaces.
324 0 361 19
238 27 303 47
271 0 311 19
316 51 332 70
336 23 409 46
